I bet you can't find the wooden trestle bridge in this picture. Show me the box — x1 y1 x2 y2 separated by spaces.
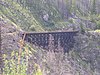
23 30 78 53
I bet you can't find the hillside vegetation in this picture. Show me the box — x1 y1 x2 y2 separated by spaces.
0 0 100 75
1 0 100 31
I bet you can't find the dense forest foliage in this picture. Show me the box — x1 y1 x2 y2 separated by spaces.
0 0 100 31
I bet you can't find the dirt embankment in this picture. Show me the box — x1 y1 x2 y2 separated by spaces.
0 19 22 55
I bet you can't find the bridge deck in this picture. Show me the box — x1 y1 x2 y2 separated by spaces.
24 30 78 34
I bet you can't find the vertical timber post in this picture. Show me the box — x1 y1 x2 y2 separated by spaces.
0 24 3 74
48 34 54 52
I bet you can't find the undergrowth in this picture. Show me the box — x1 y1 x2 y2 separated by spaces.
2 44 43 75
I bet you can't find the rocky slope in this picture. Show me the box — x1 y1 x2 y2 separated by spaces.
1 18 21 55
